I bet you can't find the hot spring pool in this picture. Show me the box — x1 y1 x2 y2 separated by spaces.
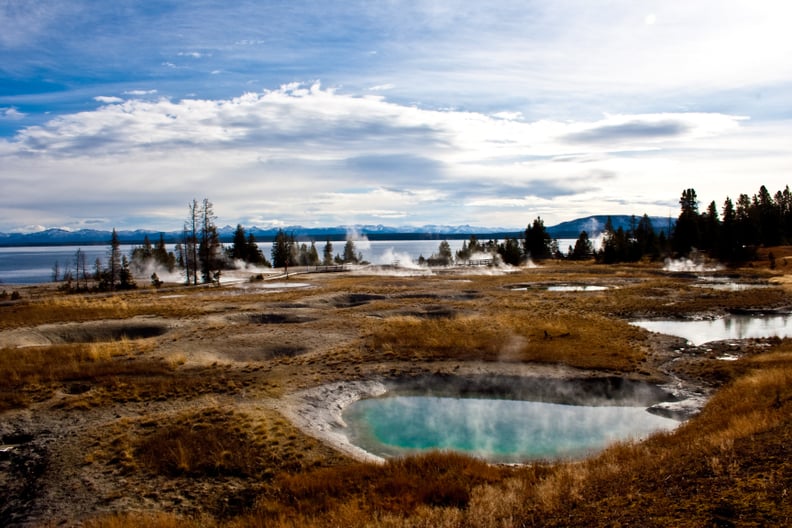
343 395 678 463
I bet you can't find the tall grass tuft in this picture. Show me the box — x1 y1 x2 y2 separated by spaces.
363 311 644 371
0 340 171 410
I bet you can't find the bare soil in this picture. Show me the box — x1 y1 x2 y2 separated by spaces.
0 261 790 526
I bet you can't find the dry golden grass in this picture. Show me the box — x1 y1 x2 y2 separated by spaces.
0 292 199 329
134 407 347 479
11 257 792 527
234 343 791 527
362 310 645 371
0 339 164 410
86 332 792 527
0 338 270 410
83 513 190 528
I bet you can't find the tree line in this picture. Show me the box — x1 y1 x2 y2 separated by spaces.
419 184 790 267
595 184 791 264
54 184 789 290
54 197 375 290
52 228 138 292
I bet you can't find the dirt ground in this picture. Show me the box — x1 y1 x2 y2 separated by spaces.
0 261 789 526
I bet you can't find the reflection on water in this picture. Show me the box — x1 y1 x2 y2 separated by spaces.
547 285 609 292
632 315 792 346
693 283 772 291
693 277 772 292
344 396 677 463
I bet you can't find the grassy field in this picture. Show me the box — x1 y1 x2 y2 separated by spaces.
1 256 791 526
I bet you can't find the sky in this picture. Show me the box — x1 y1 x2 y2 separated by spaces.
1 0 792 233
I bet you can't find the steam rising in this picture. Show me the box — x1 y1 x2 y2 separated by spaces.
346 227 371 250
344 375 679 462
374 248 425 270
663 258 722 273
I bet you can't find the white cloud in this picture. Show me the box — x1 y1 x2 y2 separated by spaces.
0 83 789 231
492 111 523 121
94 96 124 104
1 107 26 120
12 85 742 168
124 90 158 96
14 224 47 234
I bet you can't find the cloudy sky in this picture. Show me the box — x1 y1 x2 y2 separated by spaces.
1 1 791 233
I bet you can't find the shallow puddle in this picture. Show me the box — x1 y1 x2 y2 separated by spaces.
546 285 609 292
632 314 792 346
510 284 609 292
344 396 677 462
693 277 772 291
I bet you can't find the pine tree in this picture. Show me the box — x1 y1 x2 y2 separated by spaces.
184 199 200 285
108 228 122 290
323 240 334 266
307 241 319 266
779 185 792 241
153 233 175 272
735 193 757 247
700 201 720 252
230 224 248 261
635 214 657 258
342 239 358 264
199 198 222 284
435 240 453 265
498 237 522 265
272 229 293 269
570 231 594 260
246 233 267 266
599 217 618 263
119 255 136 289
756 185 782 246
673 188 701 255
523 217 552 260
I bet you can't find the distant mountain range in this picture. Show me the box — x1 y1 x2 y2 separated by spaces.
546 215 674 239
0 216 674 247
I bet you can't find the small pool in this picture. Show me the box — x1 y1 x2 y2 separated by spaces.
547 285 609 292
344 395 677 463
632 314 792 346
509 284 609 292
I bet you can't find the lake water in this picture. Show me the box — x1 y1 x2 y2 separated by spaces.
0 246 115 285
632 314 792 346
343 395 677 463
0 240 472 285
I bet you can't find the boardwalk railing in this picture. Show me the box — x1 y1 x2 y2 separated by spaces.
313 264 350 273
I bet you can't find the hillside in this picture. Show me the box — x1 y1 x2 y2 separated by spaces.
0 215 674 246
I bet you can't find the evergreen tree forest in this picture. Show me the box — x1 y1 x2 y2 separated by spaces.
429 184 791 267
50 183 790 291
596 185 792 264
